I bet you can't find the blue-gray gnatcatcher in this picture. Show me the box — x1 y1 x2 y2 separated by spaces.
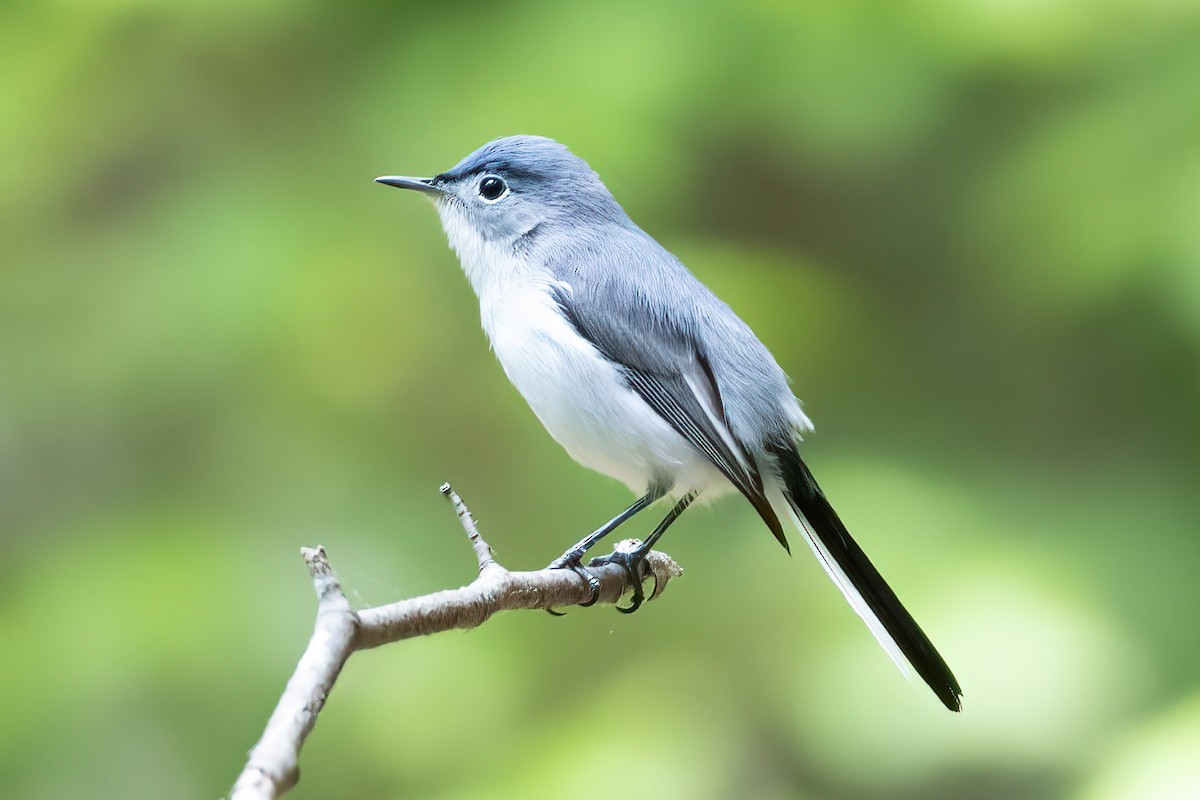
377 135 961 711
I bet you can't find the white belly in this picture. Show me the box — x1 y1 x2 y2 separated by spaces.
486 281 727 495
440 208 727 496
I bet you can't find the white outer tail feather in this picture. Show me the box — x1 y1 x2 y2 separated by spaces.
768 488 912 679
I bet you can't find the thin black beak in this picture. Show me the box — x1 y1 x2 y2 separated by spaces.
374 175 442 194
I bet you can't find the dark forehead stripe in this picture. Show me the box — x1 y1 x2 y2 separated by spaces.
437 136 582 184
440 158 543 183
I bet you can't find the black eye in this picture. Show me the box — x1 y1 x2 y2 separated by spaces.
478 175 507 201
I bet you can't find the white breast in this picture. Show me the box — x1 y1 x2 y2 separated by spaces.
439 208 727 496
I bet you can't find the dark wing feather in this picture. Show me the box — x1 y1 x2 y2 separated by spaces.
550 283 788 549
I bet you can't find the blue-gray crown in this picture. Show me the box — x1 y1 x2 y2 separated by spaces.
440 135 596 186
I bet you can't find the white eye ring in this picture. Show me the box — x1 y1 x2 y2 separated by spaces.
477 174 509 203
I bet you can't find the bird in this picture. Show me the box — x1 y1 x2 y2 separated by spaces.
376 135 962 712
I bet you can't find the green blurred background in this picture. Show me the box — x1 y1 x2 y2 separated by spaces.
3 1 1199 798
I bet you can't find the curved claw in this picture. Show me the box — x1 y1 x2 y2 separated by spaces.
616 578 645 613
574 565 602 607
590 549 647 614
545 554 601 614
615 598 640 614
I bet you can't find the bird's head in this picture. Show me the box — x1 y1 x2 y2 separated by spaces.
377 135 623 252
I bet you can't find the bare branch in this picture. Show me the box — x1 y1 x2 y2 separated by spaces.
230 546 358 799
229 485 683 800
440 481 495 571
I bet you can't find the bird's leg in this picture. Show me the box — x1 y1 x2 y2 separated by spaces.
589 491 697 614
547 487 665 608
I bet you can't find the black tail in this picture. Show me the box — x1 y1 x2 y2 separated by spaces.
771 443 963 712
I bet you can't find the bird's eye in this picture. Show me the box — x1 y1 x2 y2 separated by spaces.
478 175 508 202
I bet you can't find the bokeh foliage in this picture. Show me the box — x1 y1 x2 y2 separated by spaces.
2 1 1199 798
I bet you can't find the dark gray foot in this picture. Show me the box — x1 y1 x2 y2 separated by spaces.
587 548 648 614
547 549 601 611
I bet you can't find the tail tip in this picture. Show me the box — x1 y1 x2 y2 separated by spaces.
939 685 964 713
